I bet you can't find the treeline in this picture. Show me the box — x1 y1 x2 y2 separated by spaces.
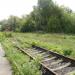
0 0 75 33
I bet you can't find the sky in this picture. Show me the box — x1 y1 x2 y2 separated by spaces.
53 0 75 11
0 0 37 20
0 0 75 20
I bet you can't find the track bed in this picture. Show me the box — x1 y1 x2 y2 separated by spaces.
12 39 75 75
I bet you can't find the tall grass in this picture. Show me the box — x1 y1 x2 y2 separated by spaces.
2 38 41 75
14 33 75 59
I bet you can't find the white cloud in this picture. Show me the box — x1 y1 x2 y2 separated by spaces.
0 0 37 20
53 0 75 11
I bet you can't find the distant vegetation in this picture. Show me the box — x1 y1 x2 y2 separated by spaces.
0 0 75 33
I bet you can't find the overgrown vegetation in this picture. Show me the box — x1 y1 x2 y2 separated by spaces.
1 35 41 75
0 0 75 74
0 32 75 75
13 33 75 59
0 0 75 33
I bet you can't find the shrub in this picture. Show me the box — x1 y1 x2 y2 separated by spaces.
63 49 72 56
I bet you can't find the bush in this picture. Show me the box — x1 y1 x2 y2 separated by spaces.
63 49 72 56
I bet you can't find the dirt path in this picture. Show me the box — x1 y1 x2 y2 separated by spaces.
0 43 12 75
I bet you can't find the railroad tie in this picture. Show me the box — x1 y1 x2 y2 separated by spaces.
43 57 56 62
51 62 71 71
50 59 63 65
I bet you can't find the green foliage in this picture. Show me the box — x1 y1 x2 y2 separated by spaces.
1 16 21 32
20 15 36 32
3 32 13 38
2 39 41 75
32 42 36 46
0 32 5 42
63 49 72 56
47 16 61 32
13 33 75 59
19 0 75 33
22 60 41 75
21 23 35 32
68 71 75 75
1 32 75 74
1 0 75 33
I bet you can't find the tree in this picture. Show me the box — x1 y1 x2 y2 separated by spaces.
21 15 35 32
7 16 21 31
37 0 55 31
1 16 21 32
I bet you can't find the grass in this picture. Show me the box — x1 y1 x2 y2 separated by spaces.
0 32 75 75
13 33 75 59
1 34 41 75
68 71 75 75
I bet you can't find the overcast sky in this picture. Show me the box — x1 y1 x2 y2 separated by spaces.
53 0 75 11
0 0 75 20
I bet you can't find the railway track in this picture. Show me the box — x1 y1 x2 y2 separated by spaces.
12 39 75 75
